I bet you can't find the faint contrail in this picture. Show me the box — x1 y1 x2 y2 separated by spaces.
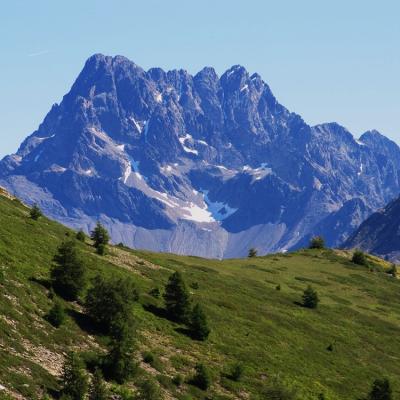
28 50 50 57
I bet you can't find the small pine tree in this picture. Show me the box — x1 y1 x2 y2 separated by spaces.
51 241 86 300
96 243 107 256
46 300 65 328
229 363 244 382
163 271 191 323
30 203 43 220
262 379 297 400
189 303 210 341
191 363 211 390
60 352 88 400
309 236 325 249
352 249 368 266
88 368 108 400
302 285 319 309
135 378 162 400
85 275 138 334
90 222 110 249
388 264 397 278
104 319 138 384
76 230 86 242
248 247 258 258
149 287 160 298
368 378 392 400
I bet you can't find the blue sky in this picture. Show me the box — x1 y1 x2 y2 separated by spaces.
1 0 399 157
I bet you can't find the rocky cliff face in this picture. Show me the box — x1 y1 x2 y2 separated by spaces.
1 54 400 258
343 197 400 261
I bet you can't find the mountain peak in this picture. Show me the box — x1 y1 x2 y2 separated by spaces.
1 54 400 259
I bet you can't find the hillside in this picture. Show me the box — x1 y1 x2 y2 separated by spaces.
2 54 400 258
0 191 400 399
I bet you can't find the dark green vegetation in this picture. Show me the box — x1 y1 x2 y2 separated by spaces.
352 249 368 266
51 240 86 301
0 192 399 399
29 204 42 221
90 222 110 256
309 236 325 250
302 285 319 309
248 248 258 258
366 378 393 400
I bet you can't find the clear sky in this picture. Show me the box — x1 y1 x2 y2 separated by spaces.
1 0 399 157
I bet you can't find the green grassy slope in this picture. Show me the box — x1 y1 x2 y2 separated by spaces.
0 192 399 399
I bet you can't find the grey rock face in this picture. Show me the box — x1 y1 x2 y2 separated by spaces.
343 197 400 262
1 53 400 258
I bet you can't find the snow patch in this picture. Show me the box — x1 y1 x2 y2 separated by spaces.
160 164 173 173
240 84 249 92
143 120 150 141
155 92 162 103
201 190 237 221
242 163 273 181
33 150 43 162
181 202 215 223
179 134 198 155
355 139 366 146
313 177 322 190
129 116 143 133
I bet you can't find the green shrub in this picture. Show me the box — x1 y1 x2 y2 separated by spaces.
76 230 86 242
228 363 244 382
142 351 163 372
388 264 397 278
172 374 184 386
191 364 211 391
135 378 162 400
88 368 108 400
104 328 138 384
90 222 110 249
352 250 368 266
143 351 155 364
149 287 161 298
60 352 88 400
80 351 102 372
46 300 65 327
262 380 297 400
96 243 107 256
157 374 174 390
51 240 86 301
85 275 138 334
188 304 210 341
309 236 325 249
164 271 191 323
367 378 392 400
302 285 319 309
30 203 42 220
248 248 257 258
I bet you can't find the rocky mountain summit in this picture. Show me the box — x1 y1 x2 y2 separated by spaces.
1 54 400 257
